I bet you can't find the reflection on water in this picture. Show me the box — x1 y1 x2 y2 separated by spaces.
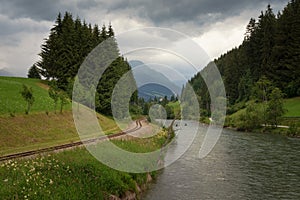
143 122 300 200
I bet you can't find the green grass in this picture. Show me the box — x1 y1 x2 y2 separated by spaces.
0 77 125 156
0 146 158 199
226 98 300 135
284 97 300 117
227 97 300 124
0 76 165 198
0 77 71 116
0 111 122 156
112 130 167 153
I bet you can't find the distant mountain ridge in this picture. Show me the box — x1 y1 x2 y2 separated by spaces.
129 60 180 100
0 68 13 77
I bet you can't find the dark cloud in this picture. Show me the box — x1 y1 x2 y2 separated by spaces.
0 0 290 76
107 0 285 25
0 0 64 21
77 0 100 10
0 0 106 22
0 17 49 37
0 0 287 26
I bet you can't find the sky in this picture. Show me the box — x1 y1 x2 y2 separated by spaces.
0 0 289 77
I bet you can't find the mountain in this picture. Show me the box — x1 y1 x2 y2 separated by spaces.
0 68 13 77
137 83 175 101
129 60 180 101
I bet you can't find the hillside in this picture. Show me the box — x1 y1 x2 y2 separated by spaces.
190 1 300 112
284 97 300 117
0 77 71 115
0 77 122 156
0 111 121 156
138 83 175 101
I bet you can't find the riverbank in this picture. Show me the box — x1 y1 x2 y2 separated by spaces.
0 128 168 199
200 116 300 138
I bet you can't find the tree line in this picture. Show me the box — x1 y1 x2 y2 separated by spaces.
189 0 300 119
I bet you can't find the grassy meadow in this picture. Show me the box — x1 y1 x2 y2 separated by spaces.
225 97 300 136
0 77 124 156
0 77 71 116
0 111 121 156
284 97 300 117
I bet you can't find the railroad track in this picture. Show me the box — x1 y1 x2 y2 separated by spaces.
0 119 143 162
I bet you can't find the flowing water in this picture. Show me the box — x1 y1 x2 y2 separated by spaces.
143 122 300 200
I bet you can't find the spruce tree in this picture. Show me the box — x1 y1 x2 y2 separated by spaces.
27 64 41 79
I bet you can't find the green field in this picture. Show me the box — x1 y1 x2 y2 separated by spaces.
0 110 122 156
228 97 300 121
284 97 300 117
0 77 124 156
225 98 300 135
0 77 71 116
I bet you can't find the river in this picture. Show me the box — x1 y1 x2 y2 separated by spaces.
143 122 300 199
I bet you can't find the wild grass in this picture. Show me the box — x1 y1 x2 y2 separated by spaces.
0 147 155 199
0 111 121 156
0 77 71 115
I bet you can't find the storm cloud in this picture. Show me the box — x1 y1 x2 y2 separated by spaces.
0 0 289 76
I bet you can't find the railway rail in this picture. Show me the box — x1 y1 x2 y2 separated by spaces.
0 119 143 162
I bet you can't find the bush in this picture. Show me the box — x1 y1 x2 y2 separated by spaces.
236 103 263 131
287 123 299 137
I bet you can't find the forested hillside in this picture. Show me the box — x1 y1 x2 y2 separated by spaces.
190 0 300 113
35 12 137 116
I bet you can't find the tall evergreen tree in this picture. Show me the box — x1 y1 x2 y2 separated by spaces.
27 64 41 79
37 12 137 116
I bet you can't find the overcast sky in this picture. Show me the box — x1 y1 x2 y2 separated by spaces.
0 0 289 77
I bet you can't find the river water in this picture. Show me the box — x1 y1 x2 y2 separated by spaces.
143 122 300 200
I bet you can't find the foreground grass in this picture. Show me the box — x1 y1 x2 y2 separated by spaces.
0 133 167 199
0 77 72 116
0 111 121 156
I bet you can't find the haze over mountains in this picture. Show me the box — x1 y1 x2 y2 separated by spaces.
0 68 14 77
129 60 181 100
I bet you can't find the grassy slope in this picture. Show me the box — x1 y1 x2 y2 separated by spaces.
284 97 300 117
0 111 121 156
229 97 300 120
0 77 71 115
227 98 300 133
0 77 122 156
